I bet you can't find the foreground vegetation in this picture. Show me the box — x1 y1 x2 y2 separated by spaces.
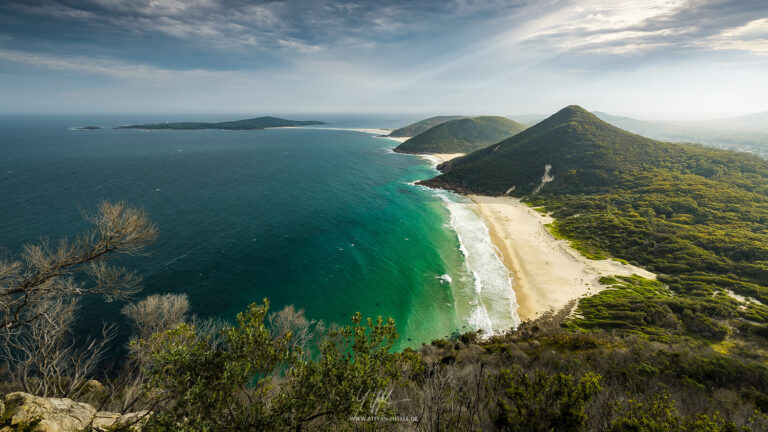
132 300 768 431
8 291 768 431
1 204 767 431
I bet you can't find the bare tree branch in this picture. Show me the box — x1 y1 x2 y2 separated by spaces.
0 201 157 329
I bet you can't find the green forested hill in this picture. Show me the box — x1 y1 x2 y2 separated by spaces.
423 105 768 341
394 116 527 154
388 115 465 137
116 116 325 130
425 105 768 196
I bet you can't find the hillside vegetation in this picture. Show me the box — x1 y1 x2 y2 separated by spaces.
116 116 325 130
395 116 527 154
424 105 768 341
388 115 465 137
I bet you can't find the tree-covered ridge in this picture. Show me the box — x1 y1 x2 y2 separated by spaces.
116 116 325 130
388 115 466 137
423 105 768 196
421 105 768 343
394 116 527 154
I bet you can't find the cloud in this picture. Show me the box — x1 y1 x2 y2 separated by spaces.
2 0 304 53
519 0 768 56
4 0 768 61
0 45 388 90
0 47 224 80
0 0 529 56
7 1 99 20
703 18 768 54
1 0 768 116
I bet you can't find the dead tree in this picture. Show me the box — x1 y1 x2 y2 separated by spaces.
0 201 156 398
0 201 157 330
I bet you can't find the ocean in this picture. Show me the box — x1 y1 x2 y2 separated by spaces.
0 114 518 350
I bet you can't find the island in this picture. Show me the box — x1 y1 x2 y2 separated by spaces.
72 126 101 130
115 116 325 131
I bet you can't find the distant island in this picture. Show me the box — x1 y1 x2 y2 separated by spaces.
116 116 325 131
72 126 101 130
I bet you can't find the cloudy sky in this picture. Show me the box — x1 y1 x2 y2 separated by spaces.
1 0 767 119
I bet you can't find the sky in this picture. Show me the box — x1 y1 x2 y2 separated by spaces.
1 0 768 119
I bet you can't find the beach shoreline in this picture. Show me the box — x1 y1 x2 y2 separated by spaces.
390 139 656 325
384 132 656 325
297 126 407 141
468 195 655 321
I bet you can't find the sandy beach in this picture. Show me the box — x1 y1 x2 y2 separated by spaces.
326 128 413 144
402 147 652 322
346 128 394 136
469 195 655 321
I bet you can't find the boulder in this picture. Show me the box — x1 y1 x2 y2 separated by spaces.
0 392 146 431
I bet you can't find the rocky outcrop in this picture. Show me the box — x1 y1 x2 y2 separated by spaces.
0 392 146 431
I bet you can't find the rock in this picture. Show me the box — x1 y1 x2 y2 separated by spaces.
1 392 146 431
2 392 96 432
83 380 104 394
92 411 125 429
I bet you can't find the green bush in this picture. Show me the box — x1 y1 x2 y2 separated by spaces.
493 367 601 432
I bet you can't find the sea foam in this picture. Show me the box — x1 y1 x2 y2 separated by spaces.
422 186 521 336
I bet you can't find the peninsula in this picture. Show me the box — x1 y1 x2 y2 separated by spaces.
116 116 325 131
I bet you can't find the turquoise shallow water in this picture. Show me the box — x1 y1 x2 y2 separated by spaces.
0 115 492 349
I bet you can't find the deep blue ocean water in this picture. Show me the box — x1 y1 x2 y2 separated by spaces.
0 114 520 352
1 114 501 350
